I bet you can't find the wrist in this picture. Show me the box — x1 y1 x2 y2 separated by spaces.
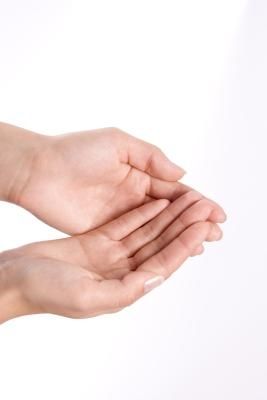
0 122 46 204
0 258 29 324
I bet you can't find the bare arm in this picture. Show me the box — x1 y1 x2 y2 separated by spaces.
0 122 44 203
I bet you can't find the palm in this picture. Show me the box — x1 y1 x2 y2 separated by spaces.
2 193 222 319
17 128 225 234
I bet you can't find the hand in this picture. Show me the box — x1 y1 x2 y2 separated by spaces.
0 192 223 323
1 123 226 234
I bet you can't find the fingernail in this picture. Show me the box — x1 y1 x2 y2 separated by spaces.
144 275 165 294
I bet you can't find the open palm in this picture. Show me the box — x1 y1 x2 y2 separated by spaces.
16 127 226 234
1 191 222 320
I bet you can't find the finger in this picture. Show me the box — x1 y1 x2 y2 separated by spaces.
77 269 166 316
191 245 205 256
117 129 186 181
107 222 222 279
122 190 204 256
148 178 187 200
207 223 223 241
137 222 222 264
172 182 227 222
155 199 220 249
191 223 223 257
148 179 227 223
75 222 217 316
132 199 223 266
100 199 170 241
144 195 154 203
106 222 222 279
136 221 215 278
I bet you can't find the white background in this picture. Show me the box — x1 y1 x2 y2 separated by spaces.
0 1 266 399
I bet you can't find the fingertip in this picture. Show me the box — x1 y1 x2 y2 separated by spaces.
156 152 186 181
147 198 170 214
191 244 205 256
171 162 186 176
209 224 223 241
156 198 171 208
169 162 187 180
210 208 227 223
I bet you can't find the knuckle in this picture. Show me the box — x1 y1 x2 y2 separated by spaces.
191 220 209 233
142 222 155 240
153 234 165 253
157 250 169 268
177 233 193 254
130 171 150 198
194 199 214 215
196 198 211 207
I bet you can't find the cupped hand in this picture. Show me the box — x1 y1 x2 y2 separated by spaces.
0 191 223 321
13 127 226 234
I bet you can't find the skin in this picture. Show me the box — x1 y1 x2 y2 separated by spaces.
0 122 226 234
0 122 227 323
0 194 223 323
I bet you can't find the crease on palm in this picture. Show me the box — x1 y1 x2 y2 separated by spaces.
15 191 222 281
17 129 225 235
0 189 224 319
0 126 227 322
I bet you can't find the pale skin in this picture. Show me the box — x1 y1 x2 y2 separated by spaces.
0 122 226 323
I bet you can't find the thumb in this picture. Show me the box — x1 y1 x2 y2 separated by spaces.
116 129 186 181
87 271 165 315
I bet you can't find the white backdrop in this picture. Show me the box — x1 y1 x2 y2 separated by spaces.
1 1 266 399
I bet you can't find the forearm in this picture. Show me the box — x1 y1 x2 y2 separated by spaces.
0 122 44 203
